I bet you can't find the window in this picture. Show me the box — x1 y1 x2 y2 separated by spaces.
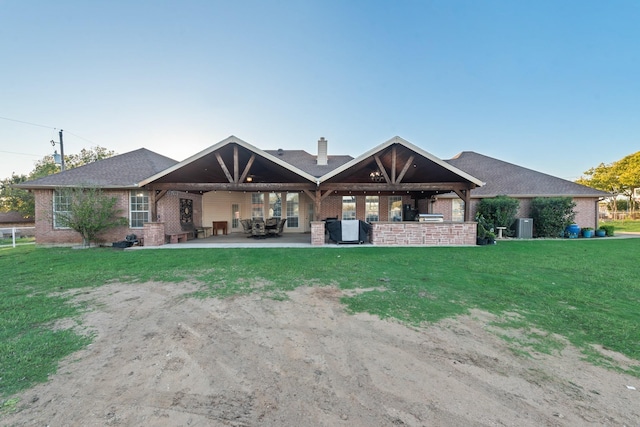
268 192 281 219
365 196 379 222
286 193 299 227
232 204 240 229
251 193 264 219
130 191 149 228
53 191 71 228
452 199 465 222
388 196 402 221
342 195 356 220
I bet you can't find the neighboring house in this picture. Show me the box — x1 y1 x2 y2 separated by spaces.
16 136 608 246
0 211 35 228
0 211 35 238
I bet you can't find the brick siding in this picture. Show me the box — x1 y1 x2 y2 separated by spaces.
371 222 477 246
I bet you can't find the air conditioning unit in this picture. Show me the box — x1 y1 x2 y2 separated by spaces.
515 218 533 239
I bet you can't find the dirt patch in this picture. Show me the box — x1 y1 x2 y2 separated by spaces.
3 282 639 426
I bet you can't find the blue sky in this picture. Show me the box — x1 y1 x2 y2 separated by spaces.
1 0 638 181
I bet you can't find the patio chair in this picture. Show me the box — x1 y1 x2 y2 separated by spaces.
274 218 287 236
265 217 278 236
240 219 253 237
251 218 266 238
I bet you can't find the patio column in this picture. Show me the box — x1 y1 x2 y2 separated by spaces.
463 189 471 222
311 221 325 245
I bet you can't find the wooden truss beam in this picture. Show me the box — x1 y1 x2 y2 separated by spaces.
319 182 475 192
147 182 316 192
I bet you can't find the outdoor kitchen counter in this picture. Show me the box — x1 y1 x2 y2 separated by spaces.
370 221 477 246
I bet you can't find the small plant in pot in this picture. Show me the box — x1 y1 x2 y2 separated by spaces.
599 224 614 236
581 227 594 238
595 227 607 237
475 213 496 245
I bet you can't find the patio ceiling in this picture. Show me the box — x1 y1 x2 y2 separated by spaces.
139 137 318 193
317 137 484 194
138 135 484 197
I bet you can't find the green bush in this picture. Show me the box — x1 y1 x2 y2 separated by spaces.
599 224 615 236
530 197 576 238
476 195 520 237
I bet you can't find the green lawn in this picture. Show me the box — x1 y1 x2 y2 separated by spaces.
600 219 640 233
1 239 639 398
0 237 35 246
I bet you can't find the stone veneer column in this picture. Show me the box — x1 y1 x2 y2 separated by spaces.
311 221 325 246
143 222 166 246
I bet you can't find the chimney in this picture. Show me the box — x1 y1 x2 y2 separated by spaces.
317 137 328 165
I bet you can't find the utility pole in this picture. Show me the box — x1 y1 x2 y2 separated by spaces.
58 129 65 171
51 129 65 171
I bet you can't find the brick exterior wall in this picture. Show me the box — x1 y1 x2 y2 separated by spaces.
434 196 601 231
34 189 133 245
311 221 325 246
371 222 477 246
156 191 203 234
33 189 203 246
143 222 166 246
516 198 599 231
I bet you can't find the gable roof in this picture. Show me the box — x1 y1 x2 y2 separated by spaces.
139 136 319 186
264 149 353 178
445 151 609 197
16 148 178 189
318 136 484 186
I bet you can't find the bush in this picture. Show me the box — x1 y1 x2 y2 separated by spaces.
476 196 519 237
54 187 129 246
530 197 576 238
599 224 615 236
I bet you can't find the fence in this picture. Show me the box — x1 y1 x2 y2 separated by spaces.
0 227 36 248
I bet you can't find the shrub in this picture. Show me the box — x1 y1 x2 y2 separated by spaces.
530 197 576 238
599 224 615 236
476 195 519 237
54 187 129 246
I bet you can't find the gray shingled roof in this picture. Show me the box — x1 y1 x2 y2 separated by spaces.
17 148 178 189
0 211 33 224
264 149 353 178
445 151 609 197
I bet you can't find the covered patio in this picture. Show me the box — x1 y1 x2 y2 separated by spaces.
138 136 484 247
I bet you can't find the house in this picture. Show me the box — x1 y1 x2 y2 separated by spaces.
16 136 608 246
0 211 35 238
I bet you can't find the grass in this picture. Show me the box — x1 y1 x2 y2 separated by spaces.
600 219 640 233
0 237 35 247
1 238 639 399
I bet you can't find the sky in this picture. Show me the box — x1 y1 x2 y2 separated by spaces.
1 0 638 182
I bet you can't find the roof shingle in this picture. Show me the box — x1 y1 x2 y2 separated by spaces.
264 149 353 178
17 148 178 189
446 151 609 197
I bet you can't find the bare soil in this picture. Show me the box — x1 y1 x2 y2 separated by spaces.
3 282 639 426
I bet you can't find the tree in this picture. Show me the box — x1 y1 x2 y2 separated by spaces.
615 151 640 214
0 146 116 218
54 187 128 247
0 174 34 217
576 151 640 216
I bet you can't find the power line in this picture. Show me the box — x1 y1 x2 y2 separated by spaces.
0 150 42 157
0 115 56 129
63 130 98 145
0 115 99 146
